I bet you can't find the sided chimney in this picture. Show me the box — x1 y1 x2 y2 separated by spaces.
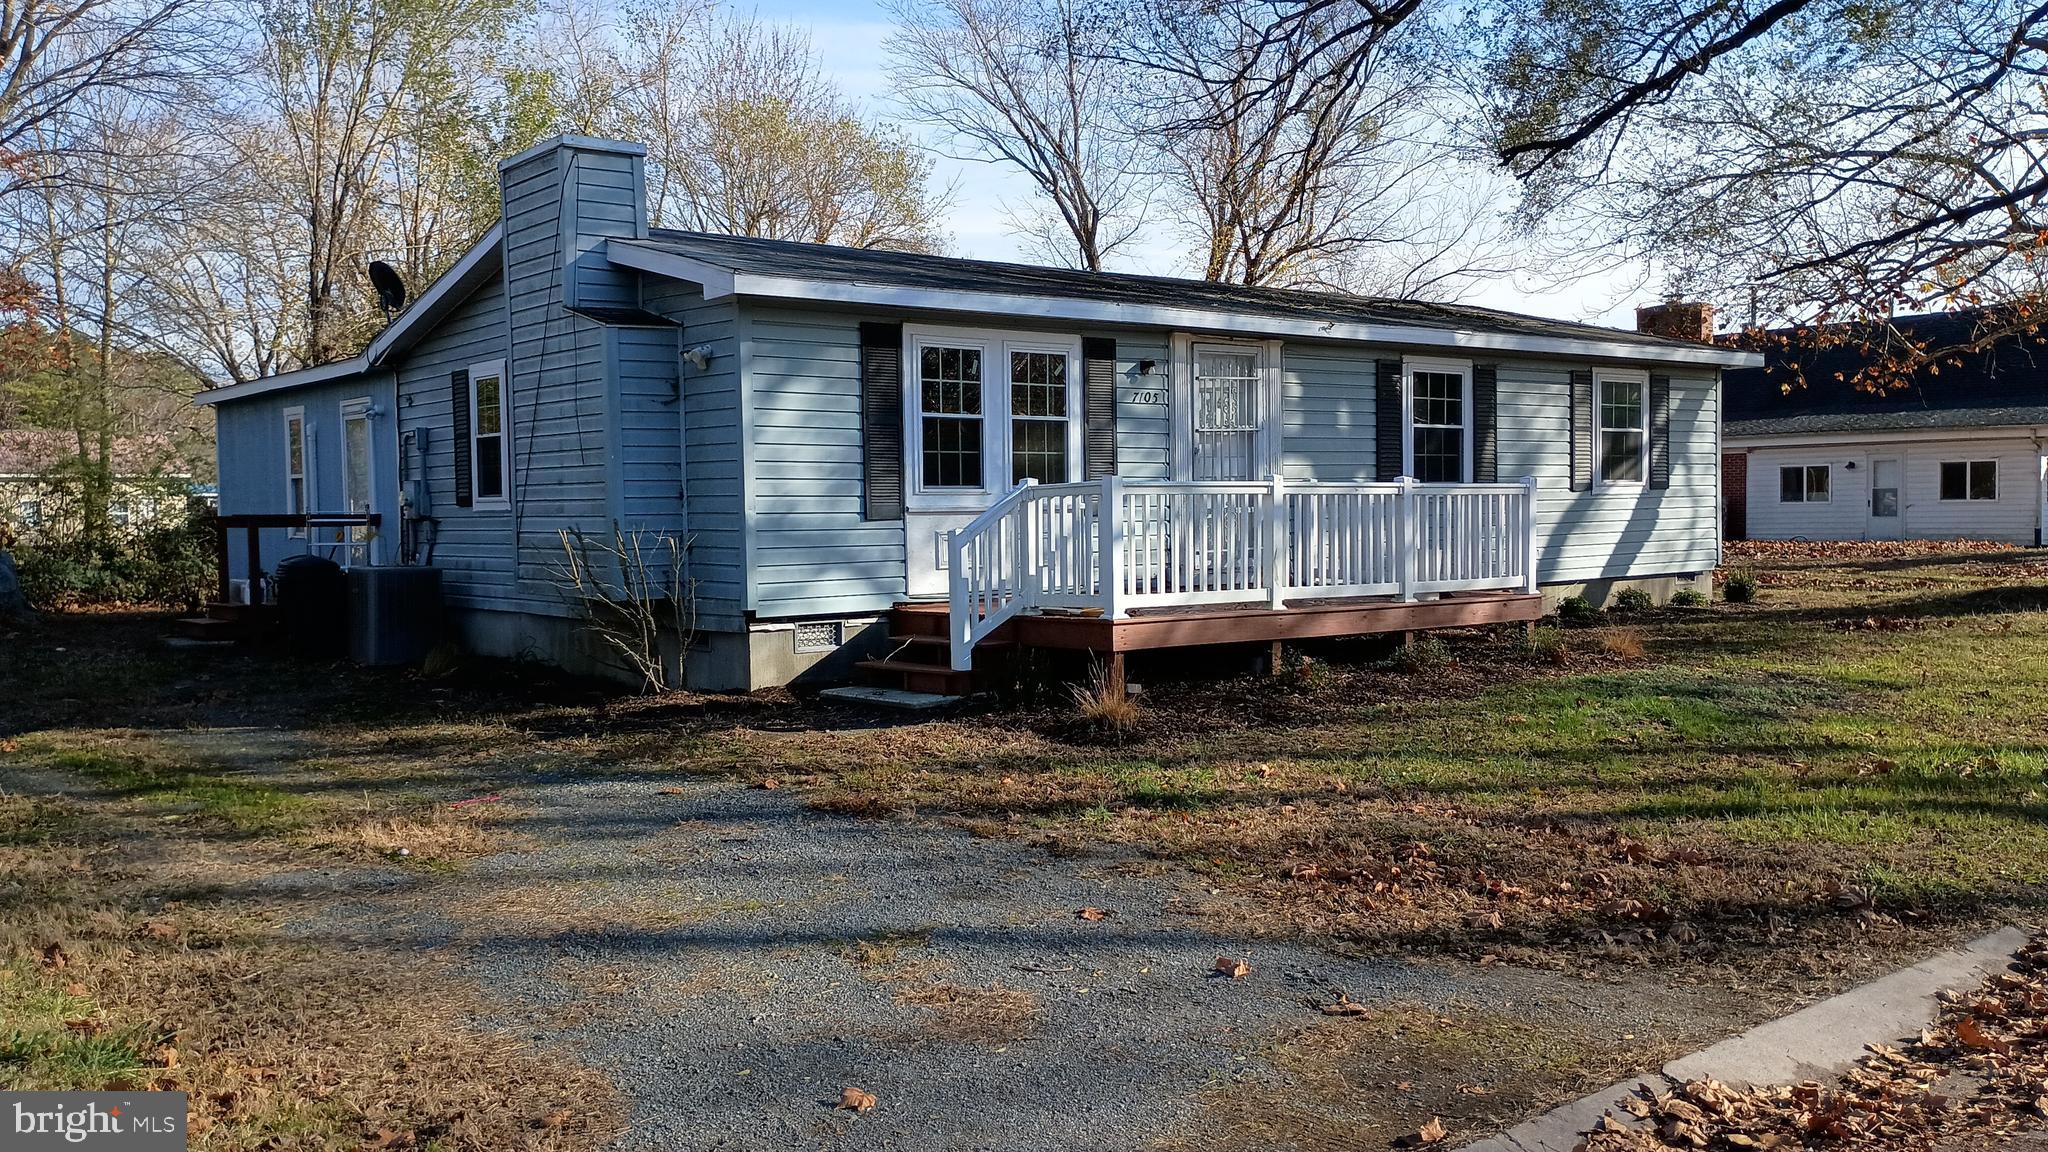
1635 299 1716 343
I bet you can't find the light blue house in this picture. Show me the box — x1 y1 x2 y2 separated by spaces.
196 135 1761 692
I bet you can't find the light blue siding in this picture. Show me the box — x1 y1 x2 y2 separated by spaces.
743 305 907 617
1109 333 1172 479
1282 345 1376 481
214 374 397 585
1498 363 1720 582
392 272 516 610
644 276 746 629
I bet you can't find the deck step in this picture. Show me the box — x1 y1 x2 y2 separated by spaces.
818 685 963 711
855 659 976 697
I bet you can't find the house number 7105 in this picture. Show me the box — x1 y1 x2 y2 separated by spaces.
1127 390 1164 405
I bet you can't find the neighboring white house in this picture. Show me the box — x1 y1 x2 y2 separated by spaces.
0 430 193 536
1725 310 2048 546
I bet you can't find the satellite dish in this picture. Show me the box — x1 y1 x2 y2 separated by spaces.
368 261 407 320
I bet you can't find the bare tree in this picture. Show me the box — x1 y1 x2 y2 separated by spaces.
887 0 1144 269
1131 4 1507 293
0 0 211 200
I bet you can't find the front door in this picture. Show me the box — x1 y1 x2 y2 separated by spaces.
1868 456 1902 540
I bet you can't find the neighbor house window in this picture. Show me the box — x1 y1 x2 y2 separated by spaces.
1597 372 1648 484
1009 349 1069 484
283 406 308 536
1407 362 1470 483
1940 460 1997 501
919 344 984 489
1779 464 1830 502
468 360 509 505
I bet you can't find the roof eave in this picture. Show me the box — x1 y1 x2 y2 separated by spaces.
607 239 1760 369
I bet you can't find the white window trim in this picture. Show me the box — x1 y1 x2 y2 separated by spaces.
283 405 309 537
341 396 376 563
1938 458 1998 502
468 358 511 510
1402 355 1474 483
1593 368 1651 489
1779 464 1831 503
902 324 1084 512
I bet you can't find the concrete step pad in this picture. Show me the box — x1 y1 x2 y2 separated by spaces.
817 686 963 711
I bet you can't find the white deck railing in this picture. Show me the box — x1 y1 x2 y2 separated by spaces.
948 475 1539 671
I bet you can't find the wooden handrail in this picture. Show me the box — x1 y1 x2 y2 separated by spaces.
210 512 383 605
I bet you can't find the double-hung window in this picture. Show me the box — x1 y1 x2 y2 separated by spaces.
1008 349 1070 484
919 345 985 489
1596 371 1649 484
468 359 509 506
283 406 309 536
1406 360 1470 483
907 327 1081 504
1779 465 1830 502
1939 460 1997 501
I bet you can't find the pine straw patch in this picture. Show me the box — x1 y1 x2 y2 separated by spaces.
891 981 1041 1044
1583 936 2048 1150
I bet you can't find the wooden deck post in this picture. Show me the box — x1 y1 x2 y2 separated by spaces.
1103 651 1127 697
1520 474 1540 594
244 527 262 605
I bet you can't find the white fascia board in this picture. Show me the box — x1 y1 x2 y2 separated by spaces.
193 356 371 406
363 222 503 366
606 247 1762 369
1728 425 2048 448
606 240 738 299
194 224 504 408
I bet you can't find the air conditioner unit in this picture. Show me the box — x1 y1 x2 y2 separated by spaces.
346 567 443 666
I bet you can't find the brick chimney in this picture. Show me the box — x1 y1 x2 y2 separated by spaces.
1635 299 1716 343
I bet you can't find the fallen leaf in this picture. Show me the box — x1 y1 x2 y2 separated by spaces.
40 943 66 970
1076 907 1109 922
1957 1016 2010 1054
1215 956 1250 979
837 1087 877 1113
755 778 779 790
540 1108 573 1129
1395 1116 1447 1147
656 787 687 795
63 982 88 998
0 739 19 754
155 1046 180 1069
1319 996 1370 1017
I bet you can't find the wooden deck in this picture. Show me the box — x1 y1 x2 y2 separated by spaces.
873 590 1544 695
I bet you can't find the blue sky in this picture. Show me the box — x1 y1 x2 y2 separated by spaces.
747 0 1647 326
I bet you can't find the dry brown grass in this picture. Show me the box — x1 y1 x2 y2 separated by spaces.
301 799 519 863
892 981 1040 1044
1596 627 1646 661
0 767 624 1150
1070 662 1142 734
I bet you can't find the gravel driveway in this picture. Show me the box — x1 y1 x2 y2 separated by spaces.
298 774 1495 1150
287 768 1759 1151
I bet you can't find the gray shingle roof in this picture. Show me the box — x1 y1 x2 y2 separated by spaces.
1724 310 2048 437
631 230 1716 355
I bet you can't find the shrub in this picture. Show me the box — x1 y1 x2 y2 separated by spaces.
12 495 216 610
1598 628 1647 660
1385 636 1454 674
1276 645 1327 691
1723 570 1760 604
1669 588 1710 608
1528 626 1571 665
1611 587 1655 614
1556 595 1598 624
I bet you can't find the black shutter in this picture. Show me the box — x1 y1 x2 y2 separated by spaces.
1649 373 1672 489
1569 368 1594 492
1081 337 1117 479
1375 358 1405 481
451 369 472 508
860 322 905 520
1472 363 1498 483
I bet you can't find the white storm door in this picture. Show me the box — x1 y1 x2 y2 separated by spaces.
1190 345 1265 481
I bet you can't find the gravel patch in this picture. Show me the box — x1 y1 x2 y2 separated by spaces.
307 775 1475 1150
